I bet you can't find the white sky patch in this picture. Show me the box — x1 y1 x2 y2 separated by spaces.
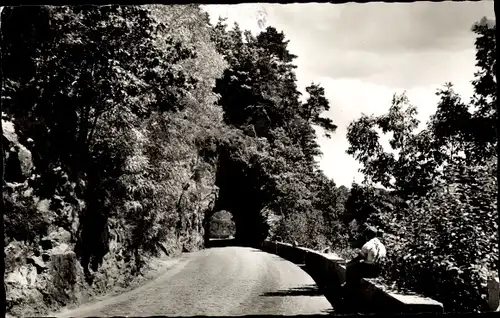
201 4 266 35
201 2 493 188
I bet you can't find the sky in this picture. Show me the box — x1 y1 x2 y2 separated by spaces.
201 2 495 188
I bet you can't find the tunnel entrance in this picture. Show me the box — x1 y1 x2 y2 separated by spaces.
203 143 270 248
203 206 270 249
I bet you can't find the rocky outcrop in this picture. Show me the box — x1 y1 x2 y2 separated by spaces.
3 118 90 316
5 239 90 317
3 117 33 182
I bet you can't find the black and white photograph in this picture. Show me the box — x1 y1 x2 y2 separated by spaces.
0 1 498 317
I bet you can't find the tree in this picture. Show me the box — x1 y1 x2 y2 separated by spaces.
1 4 206 277
301 84 337 137
346 92 439 198
428 83 471 166
425 17 497 166
209 210 235 237
113 4 228 258
467 17 497 163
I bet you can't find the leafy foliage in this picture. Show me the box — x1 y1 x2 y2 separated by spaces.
346 92 441 198
467 17 497 162
378 159 498 312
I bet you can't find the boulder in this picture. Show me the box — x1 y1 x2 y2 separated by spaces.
48 251 85 305
36 199 52 214
6 264 40 288
6 264 46 317
157 241 170 257
27 256 48 274
26 265 38 287
2 118 34 179
6 283 45 318
2 118 18 144
17 144 33 177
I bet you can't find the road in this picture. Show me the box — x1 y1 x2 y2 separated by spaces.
54 246 333 317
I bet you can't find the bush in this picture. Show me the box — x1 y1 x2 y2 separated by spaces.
379 159 498 312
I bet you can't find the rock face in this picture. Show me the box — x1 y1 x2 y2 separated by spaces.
5 265 46 316
5 240 90 317
42 227 72 247
3 119 90 316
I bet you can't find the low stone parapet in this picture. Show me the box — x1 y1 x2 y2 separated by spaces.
358 278 444 313
488 275 500 311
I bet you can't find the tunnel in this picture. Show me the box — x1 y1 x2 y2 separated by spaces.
203 171 270 248
202 137 271 248
203 206 269 248
204 181 270 248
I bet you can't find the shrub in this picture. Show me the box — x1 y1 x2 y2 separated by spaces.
380 159 498 312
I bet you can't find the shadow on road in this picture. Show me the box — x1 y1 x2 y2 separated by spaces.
262 284 324 297
256 249 361 315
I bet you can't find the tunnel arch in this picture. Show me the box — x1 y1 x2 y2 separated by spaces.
203 137 271 248
203 198 270 248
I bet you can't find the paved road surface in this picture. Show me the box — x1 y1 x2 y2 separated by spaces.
54 246 333 317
